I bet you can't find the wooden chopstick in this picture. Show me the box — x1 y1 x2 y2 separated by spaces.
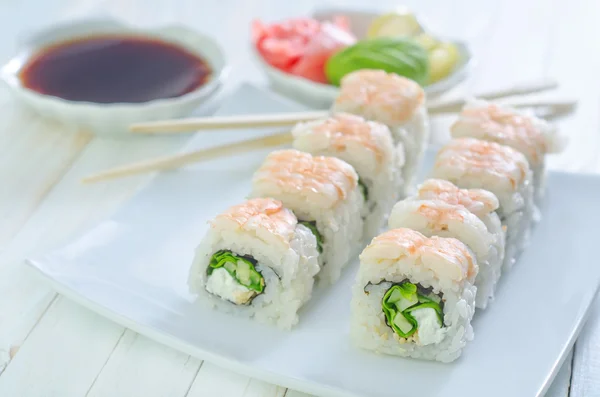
129 79 558 134
427 79 559 113
84 95 576 184
130 111 328 134
81 131 292 184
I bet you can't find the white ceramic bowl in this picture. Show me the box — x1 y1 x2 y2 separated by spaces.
253 8 473 108
1 18 228 136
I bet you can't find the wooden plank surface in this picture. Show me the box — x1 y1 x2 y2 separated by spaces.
0 0 596 396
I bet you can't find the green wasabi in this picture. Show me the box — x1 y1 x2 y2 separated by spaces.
382 281 444 338
207 250 265 293
325 37 429 86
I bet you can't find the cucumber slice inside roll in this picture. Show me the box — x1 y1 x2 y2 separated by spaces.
207 250 265 293
387 288 403 303
395 295 418 312
393 312 415 334
357 178 369 202
381 282 445 338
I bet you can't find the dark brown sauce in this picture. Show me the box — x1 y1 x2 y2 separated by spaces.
20 35 212 104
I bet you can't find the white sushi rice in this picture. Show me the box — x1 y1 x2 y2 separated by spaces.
488 173 535 269
188 223 319 330
257 188 364 284
388 106 429 195
351 253 476 363
389 199 500 309
291 115 404 241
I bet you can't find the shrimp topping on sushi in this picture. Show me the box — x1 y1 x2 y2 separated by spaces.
334 69 424 125
417 178 499 219
304 112 390 166
451 99 561 166
434 137 529 191
252 149 358 208
450 99 566 205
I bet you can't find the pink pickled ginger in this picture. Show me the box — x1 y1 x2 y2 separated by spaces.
252 17 356 84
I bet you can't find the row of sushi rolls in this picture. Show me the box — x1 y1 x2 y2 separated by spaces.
187 69 565 363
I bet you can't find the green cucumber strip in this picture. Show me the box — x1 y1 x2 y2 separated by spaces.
387 288 403 303
382 284 418 337
357 178 369 202
404 301 444 326
427 293 442 304
399 282 417 298
393 312 415 334
418 294 433 303
207 250 265 293
395 295 418 312
299 220 323 253
382 282 444 337
401 310 419 336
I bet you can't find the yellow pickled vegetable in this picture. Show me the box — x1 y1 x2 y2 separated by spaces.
413 33 439 51
367 10 424 39
427 42 460 83
367 10 461 84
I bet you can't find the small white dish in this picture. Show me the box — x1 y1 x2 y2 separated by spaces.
1 18 228 136
253 8 472 108
27 84 600 397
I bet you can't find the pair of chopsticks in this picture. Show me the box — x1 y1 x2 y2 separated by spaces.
83 79 576 184
128 79 562 134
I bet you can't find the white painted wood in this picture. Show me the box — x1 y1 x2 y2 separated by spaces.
86 331 202 397
186 363 250 397
0 296 124 397
571 302 600 397
0 135 187 351
0 0 596 396
186 363 286 397
284 390 313 397
0 101 91 246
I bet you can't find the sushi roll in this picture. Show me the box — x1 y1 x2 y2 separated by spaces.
188 198 320 329
388 199 498 309
417 178 505 292
251 149 364 284
450 99 565 205
331 69 429 196
432 138 533 270
291 112 403 241
350 228 478 363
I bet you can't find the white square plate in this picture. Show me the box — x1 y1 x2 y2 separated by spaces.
28 84 600 397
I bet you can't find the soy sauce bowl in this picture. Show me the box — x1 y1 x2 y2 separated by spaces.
0 18 228 136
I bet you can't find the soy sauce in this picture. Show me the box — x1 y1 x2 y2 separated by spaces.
20 35 212 104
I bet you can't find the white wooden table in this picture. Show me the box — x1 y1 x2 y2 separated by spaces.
0 0 598 395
